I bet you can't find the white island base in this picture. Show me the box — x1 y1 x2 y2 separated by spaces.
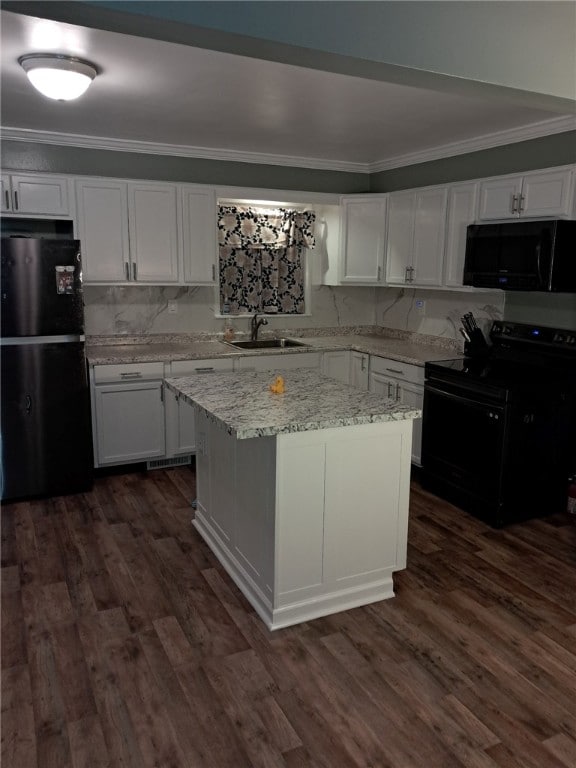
194 409 412 630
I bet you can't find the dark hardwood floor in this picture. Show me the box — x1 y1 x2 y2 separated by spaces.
2 466 576 768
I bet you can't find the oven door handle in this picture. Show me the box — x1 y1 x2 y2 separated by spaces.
425 384 505 414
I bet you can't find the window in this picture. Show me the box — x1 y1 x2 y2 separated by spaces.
218 204 316 315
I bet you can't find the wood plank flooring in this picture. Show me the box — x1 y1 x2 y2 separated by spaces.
2 466 576 768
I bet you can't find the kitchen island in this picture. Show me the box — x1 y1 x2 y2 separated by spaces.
165 369 421 630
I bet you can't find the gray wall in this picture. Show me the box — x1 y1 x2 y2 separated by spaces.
370 131 576 192
0 141 368 194
4 134 574 195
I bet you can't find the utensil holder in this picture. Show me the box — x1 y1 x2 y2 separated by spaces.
464 329 490 358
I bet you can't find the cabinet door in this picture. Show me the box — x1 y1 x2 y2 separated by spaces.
520 168 573 218
321 350 351 384
94 381 165 465
400 382 423 465
128 183 179 283
234 353 320 371
444 182 479 287
478 176 523 220
386 191 414 284
76 180 130 282
1 175 12 212
181 187 218 284
369 370 397 399
165 388 196 456
340 196 387 283
10 174 71 215
412 187 447 286
350 352 369 390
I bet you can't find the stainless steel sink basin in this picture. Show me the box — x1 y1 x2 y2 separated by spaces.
226 338 309 350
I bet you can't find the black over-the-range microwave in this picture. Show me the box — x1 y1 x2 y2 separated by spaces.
463 219 576 292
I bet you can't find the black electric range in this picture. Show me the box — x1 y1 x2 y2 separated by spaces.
421 321 576 527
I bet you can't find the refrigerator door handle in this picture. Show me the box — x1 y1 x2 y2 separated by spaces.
1 335 85 345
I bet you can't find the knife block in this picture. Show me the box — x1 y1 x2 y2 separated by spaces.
464 329 490 358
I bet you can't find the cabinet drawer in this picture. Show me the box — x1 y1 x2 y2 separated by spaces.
369 356 424 386
170 358 233 375
93 361 165 382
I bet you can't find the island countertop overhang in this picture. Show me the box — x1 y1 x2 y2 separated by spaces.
165 368 421 440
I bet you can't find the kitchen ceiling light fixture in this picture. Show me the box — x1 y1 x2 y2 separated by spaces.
19 54 98 101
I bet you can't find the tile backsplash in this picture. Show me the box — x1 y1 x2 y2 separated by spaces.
376 287 505 339
83 285 377 337
86 284 571 341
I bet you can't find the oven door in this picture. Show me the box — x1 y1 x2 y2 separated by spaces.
421 379 507 503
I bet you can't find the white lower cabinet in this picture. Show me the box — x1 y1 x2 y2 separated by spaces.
193 409 412 629
369 356 424 465
234 352 321 371
94 379 166 465
350 351 369 390
165 358 234 456
321 350 351 384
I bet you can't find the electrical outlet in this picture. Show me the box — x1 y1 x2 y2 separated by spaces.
168 300 178 314
415 299 426 314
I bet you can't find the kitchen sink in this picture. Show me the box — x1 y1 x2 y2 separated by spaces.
225 338 309 350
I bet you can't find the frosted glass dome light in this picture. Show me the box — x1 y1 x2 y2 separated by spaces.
19 54 98 101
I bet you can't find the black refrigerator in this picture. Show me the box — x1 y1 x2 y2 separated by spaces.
1 237 93 500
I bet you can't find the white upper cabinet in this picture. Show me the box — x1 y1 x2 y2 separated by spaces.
76 179 130 282
386 186 447 287
2 173 72 216
77 179 179 283
128 183 179 283
443 181 479 288
478 167 573 220
181 186 218 284
339 196 387 284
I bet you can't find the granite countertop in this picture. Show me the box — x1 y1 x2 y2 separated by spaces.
165 369 421 439
86 330 462 367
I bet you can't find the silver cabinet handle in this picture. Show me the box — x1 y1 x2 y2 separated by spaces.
404 266 409 283
518 194 525 213
212 264 216 281
361 356 366 372
387 382 393 398
13 191 19 210
25 394 32 415
132 262 137 281
4 190 9 209
125 262 130 280
119 371 142 378
386 367 404 375
511 194 518 213
195 367 215 373
409 266 415 282
396 382 401 400
160 383 164 403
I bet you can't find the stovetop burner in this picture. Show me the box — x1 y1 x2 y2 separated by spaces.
427 321 576 396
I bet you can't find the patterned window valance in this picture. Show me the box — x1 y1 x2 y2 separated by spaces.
218 206 316 250
218 205 316 315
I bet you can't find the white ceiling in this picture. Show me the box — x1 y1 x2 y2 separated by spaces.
1 10 572 172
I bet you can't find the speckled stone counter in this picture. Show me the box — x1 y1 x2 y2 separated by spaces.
87 328 462 367
165 368 420 439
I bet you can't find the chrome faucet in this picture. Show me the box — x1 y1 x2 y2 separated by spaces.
250 312 268 341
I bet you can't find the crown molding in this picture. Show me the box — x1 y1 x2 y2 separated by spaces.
2 114 575 176
369 115 576 173
0 127 369 174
